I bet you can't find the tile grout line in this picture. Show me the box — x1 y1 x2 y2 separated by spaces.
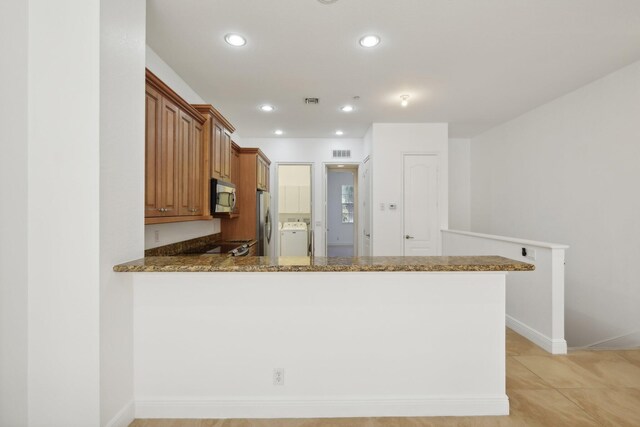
555 388 604 426
507 355 555 390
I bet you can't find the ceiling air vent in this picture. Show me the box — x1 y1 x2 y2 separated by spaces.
332 149 351 159
305 98 319 104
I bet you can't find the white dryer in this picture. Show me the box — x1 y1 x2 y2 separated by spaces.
280 222 308 256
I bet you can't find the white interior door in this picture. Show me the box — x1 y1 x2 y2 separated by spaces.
403 154 439 256
362 158 371 256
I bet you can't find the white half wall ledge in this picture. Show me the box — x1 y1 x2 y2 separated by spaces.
134 395 509 419
442 229 568 355
443 229 569 249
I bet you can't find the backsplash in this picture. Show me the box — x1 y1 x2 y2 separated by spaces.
145 219 221 249
144 233 222 256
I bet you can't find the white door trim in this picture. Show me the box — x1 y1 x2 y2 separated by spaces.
323 162 360 257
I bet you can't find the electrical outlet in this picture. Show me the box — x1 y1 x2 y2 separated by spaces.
154 230 160 243
273 368 284 386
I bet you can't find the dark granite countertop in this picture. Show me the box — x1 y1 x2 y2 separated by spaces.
113 255 534 273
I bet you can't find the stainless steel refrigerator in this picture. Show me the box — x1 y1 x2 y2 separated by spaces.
257 191 272 256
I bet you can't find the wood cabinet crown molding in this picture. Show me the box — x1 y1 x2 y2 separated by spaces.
238 147 272 165
145 68 206 124
192 104 236 134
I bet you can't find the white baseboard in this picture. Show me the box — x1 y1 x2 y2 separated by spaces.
135 395 509 419
105 400 135 427
506 315 567 355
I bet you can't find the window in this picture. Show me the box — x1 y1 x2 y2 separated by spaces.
341 185 354 223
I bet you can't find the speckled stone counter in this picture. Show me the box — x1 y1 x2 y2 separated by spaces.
114 255 533 273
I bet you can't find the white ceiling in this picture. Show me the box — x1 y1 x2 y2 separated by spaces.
147 0 640 139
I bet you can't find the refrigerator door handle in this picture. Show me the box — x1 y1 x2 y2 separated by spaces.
266 210 272 243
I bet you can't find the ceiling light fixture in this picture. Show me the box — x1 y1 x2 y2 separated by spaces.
400 94 410 107
341 105 354 113
337 165 345 168
335 130 344 136
274 129 284 135
224 33 246 47
359 35 380 48
260 104 274 112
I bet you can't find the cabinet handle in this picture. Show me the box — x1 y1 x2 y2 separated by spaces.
158 208 166 212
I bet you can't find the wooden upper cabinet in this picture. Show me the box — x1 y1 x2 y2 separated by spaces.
158 96 180 216
178 110 193 216
211 120 223 179
145 85 161 217
193 104 236 186
222 131 231 181
191 121 204 215
145 69 206 224
256 155 270 191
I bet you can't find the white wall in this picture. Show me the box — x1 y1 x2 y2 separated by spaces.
144 45 218 249
241 138 364 256
470 60 640 348
145 46 205 104
0 1 28 425
327 171 355 245
370 123 449 256
100 1 145 426
28 0 101 424
133 272 508 418
448 139 471 231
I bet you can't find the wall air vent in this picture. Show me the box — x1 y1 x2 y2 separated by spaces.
332 149 351 159
305 98 320 104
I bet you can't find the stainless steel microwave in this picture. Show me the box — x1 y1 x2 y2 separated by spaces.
210 179 236 213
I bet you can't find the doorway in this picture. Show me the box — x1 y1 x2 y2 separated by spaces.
276 164 312 256
325 164 358 257
403 154 439 255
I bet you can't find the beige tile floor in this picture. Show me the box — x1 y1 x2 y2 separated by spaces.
130 328 640 427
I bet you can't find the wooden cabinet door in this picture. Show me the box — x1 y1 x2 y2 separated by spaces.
159 96 180 216
191 121 204 215
178 110 193 216
256 159 262 190
222 131 231 180
256 156 269 191
178 111 204 216
145 85 162 217
211 121 223 180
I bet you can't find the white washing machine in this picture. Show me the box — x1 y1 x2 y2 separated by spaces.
280 222 308 256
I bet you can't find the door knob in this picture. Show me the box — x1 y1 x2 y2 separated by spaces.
405 235 414 239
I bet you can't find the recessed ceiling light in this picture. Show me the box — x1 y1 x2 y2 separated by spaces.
224 33 246 47
400 94 410 107
337 164 345 168
341 105 354 113
274 129 284 135
260 104 274 112
335 130 344 136
359 35 380 48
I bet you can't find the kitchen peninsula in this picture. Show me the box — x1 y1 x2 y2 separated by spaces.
116 254 532 419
